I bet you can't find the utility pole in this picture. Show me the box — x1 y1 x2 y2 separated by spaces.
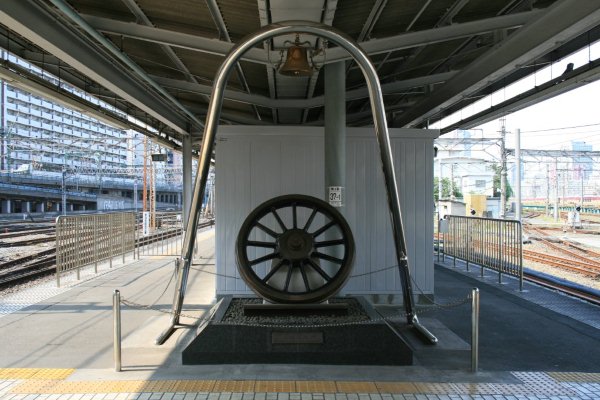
562 165 566 205
61 165 67 216
499 117 507 218
438 158 443 217
133 178 138 212
515 128 521 221
580 168 584 206
150 148 155 228
554 158 559 222
142 136 147 212
546 164 550 216
450 163 455 199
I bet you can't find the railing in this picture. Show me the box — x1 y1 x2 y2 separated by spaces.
135 211 215 258
56 212 135 286
441 215 523 290
136 212 184 258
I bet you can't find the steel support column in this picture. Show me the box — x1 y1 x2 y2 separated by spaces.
182 134 193 230
324 62 346 211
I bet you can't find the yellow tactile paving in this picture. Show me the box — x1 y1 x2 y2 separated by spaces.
2 376 593 396
0 368 74 380
335 381 378 393
294 380 337 393
213 380 255 392
254 380 296 392
413 382 459 394
30 368 75 380
10 380 60 394
173 379 216 392
549 372 600 382
0 368 37 379
375 382 418 393
450 382 502 395
491 383 545 396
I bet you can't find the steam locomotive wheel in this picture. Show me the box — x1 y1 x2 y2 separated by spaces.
236 194 355 304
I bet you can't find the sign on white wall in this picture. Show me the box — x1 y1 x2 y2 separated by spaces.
328 186 344 207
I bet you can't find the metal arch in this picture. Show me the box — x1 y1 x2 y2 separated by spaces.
156 20 436 345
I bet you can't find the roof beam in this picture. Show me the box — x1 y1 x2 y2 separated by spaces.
0 0 191 135
152 71 455 109
436 0 470 27
257 0 277 123
440 58 600 133
326 10 542 62
395 0 600 128
83 13 267 64
302 0 339 123
83 10 541 65
405 0 432 32
205 0 261 121
358 0 388 42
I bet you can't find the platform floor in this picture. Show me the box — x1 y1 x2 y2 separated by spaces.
1 228 599 399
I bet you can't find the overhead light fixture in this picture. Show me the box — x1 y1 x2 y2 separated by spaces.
278 34 321 77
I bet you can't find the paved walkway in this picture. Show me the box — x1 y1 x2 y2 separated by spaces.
0 227 599 399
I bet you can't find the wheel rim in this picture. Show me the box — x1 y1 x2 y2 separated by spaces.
236 194 355 304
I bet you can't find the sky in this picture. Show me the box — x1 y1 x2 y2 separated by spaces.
433 39 600 152
476 80 600 152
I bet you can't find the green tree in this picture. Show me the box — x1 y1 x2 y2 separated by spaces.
489 164 513 201
434 177 463 201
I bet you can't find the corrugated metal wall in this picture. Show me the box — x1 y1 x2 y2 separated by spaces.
215 126 438 300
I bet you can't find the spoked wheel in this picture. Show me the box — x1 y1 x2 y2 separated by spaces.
236 194 355 304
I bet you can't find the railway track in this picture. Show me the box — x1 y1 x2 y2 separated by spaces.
0 251 57 288
0 219 215 289
522 249 600 277
0 227 55 239
524 271 600 307
522 225 600 276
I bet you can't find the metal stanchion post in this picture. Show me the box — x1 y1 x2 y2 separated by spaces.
122 214 126 264
113 289 122 372
466 219 471 271
437 227 440 262
471 287 479 373
442 231 445 262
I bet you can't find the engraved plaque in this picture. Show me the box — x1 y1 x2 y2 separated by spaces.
271 331 324 344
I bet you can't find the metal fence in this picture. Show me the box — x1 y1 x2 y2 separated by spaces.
136 212 215 258
136 211 185 258
56 212 136 286
441 215 523 290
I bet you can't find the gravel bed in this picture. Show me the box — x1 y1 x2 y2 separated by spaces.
220 297 370 326
0 270 57 298
524 240 600 290
0 243 54 263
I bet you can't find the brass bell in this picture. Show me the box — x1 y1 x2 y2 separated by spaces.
278 35 314 76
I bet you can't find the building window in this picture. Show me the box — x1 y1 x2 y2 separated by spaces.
475 180 486 189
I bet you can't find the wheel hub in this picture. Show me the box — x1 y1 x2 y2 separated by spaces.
278 229 313 261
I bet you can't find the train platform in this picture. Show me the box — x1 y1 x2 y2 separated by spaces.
1 227 599 400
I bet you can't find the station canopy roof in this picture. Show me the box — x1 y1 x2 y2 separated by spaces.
1 0 599 150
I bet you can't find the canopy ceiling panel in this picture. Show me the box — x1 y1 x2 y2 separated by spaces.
0 0 598 148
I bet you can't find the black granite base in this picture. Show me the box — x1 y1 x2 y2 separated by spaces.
182 296 413 365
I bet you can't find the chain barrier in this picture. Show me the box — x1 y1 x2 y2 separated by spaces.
118 258 472 329
119 292 472 329
189 263 400 280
